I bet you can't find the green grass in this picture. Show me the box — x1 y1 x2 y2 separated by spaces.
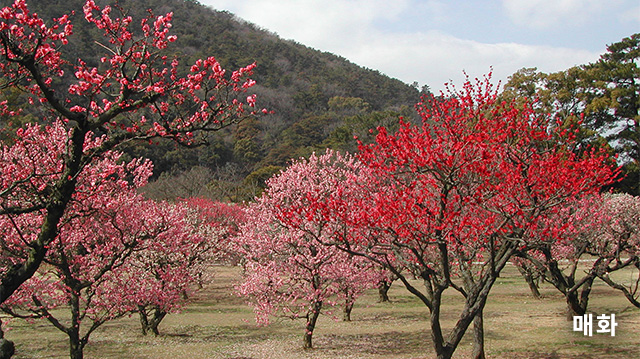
4 265 639 359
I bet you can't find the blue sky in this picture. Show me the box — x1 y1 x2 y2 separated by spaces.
199 0 639 92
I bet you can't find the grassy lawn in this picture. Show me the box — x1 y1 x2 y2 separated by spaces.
4 264 639 359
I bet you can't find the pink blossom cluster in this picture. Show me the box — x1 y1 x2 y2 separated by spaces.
233 150 380 331
0 122 223 353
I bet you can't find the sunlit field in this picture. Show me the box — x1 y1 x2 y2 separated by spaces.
4 263 638 359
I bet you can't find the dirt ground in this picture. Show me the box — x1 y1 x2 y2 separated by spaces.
4 264 639 359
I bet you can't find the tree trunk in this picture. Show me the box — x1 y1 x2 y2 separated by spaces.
303 301 322 349
0 320 14 359
565 291 585 320
343 299 353 322
429 287 450 359
0 339 13 359
0 127 86 306
377 280 391 302
472 309 486 359
565 277 594 321
525 274 542 299
148 309 167 336
517 265 542 299
432 241 515 359
139 307 150 336
68 329 85 359
67 289 88 359
138 306 167 336
436 347 453 359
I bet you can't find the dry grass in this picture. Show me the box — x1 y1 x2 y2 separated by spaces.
4 265 639 359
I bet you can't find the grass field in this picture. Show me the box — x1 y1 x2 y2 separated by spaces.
4 264 639 359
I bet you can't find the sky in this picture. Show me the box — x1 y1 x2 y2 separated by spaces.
198 0 640 93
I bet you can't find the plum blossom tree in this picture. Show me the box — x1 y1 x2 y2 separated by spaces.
0 123 172 359
123 200 214 337
519 193 640 316
128 198 249 337
234 150 379 349
375 269 397 303
184 197 247 266
0 0 261 309
1 123 222 357
513 196 607 318
331 255 380 322
594 194 640 307
296 75 617 359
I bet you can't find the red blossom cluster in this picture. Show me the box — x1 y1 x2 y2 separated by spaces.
1 0 262 146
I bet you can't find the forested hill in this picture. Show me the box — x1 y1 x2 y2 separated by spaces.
23 0 421 200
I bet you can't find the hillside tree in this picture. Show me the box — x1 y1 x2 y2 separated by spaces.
501 34 639 194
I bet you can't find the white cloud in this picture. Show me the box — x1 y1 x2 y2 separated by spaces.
343 30 600 92
501 0 615 29
211 0 410 47
200 0 604 92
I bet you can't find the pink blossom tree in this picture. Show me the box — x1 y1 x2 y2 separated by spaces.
130 198 250 337
0 124 160 359
122 200 214 337
0 123 221 357
184 197 247 266
519 193 640 315
330 255 380 322
0 0 261 309
233 150 379 349
513 196 607 318
594 193 640 307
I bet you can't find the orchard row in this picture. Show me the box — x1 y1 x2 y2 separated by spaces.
0 2 637 359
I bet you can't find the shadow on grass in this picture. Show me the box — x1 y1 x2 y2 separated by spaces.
159 323 281 344
314 330 430 356
355 311 428 322
501 351 630 359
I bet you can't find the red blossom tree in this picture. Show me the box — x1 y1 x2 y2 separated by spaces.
233 150 379 349
294 75 617 359
0 0 261 311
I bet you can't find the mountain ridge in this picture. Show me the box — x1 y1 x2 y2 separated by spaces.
18 0 424 200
